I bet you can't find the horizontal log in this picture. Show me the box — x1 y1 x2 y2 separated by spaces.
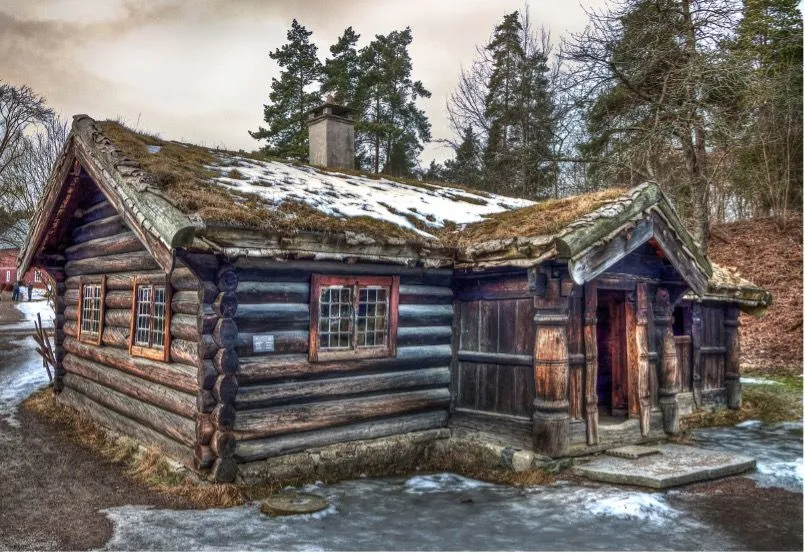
399 284 453 305
66 289 132 311
213 292 237 319
64 337 196 393
238 344 452 384
80 199 117 223
398 304 453 327
198 389 216 413
102 326 130 349
233 258 452 286
213 319 238 349
211 431 236 458
235 367 449 410
71 214 125 244
457 351 533 366
171 339 214 368
198 360 216 390
235 303 309 333
397 326 452 348
453 273 534 301
65 251 160 277
170 266 201 292
236 282 308 304
171 313 202 342
196 414 215 445
172 291 201 315
214 348 238 375
235 411 448 462
63 353 196 419
64 373 195 447
65 271 166 291
700 346 727 355
65 231 143 261
105 309 131 328
64 320 77 338
236 331 308 357
233 388 450 440
213 374 238 405
59 387 195 469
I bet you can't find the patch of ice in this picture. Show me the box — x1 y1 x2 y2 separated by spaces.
146 145 161 154
405 472 489 494
741 377 781 385
585 492 681 523
754 461 804 492
736 419 763 428
0 337 51 428
207 155 533 238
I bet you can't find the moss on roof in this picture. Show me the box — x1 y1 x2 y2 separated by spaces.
97 121 430 244
455 187 629 248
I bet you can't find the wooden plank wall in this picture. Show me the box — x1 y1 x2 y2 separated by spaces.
452 272 535 419
226 259 452 464
57 183 199 470
701 304 727 390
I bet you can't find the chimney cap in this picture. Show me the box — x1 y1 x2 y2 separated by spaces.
306 101 354 121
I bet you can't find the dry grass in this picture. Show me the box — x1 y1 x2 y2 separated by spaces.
681 382 803 431
0 300 24 324
22 388 553 509
457 187 628 247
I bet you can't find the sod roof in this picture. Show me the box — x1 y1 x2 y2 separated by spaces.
18 115 769 309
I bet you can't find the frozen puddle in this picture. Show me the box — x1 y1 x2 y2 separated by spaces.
101 476 735 551
693 421 803 492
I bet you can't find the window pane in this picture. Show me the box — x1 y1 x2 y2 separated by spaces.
81 284 102 339
151 287 166 348
357 285 388 349
135 286 152 346
319 285 352 351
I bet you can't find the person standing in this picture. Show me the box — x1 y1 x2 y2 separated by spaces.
27 284 32 301
11 281 19 302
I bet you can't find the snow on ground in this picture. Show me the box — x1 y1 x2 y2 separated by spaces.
741 376 782 385
208 156 533 238
694 421 804 492
0 336 50 428
100 478 733 551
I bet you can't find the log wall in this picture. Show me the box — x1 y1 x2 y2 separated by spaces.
222 259 452 465
54 183 200 470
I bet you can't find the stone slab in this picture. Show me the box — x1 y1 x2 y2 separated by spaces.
573 443 756 489
605 445 662 459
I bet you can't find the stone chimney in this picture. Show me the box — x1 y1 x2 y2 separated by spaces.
307 101 355 170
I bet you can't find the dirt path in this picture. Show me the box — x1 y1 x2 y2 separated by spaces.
0 406 193 551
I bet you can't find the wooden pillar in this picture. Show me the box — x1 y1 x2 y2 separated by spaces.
691 302 703 407
583 281 599 445
654 288 680 435
532 276 571 457
635 283 651 436
724 306 742 409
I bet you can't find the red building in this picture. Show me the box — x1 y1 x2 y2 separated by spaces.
0 248 46 290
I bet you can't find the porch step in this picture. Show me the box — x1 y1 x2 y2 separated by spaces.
605 445 662 460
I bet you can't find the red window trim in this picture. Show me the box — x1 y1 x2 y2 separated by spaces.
77 275 106 346
309 274 399 362
129 275 172 362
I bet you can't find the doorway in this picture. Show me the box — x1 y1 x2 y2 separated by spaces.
596 290 628 420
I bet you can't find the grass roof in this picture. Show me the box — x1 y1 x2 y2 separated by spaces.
455 187 629 248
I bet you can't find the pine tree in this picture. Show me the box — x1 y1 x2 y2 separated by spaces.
321 26 362 106
250 19 322 160
444 126 481 187
357 28 432 176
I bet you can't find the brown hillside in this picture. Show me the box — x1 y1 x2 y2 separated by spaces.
708 216 803 374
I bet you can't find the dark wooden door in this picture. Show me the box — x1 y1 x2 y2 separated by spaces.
596 291 628 416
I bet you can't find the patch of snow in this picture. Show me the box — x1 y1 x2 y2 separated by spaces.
741 377 781 385
404 472 489 494
0 337 50 428
208 156 533 238
0 297 54 332
146 145 161 154
736 419 763 428
584 491 681 523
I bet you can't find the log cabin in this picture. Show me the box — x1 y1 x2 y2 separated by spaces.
17 107 771 483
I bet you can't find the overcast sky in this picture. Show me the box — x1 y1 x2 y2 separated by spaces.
1 0 603 165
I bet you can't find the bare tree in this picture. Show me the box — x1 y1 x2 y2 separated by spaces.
0 83 64 248
561 0 744 250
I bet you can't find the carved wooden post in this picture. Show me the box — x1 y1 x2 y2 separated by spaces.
655 288 680 435
724 306 742 409
533 276 571 457
635 283 651 436
691 302 703 407
583 281 599 445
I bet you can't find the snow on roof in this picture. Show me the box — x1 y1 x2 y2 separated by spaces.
207 156 533 239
